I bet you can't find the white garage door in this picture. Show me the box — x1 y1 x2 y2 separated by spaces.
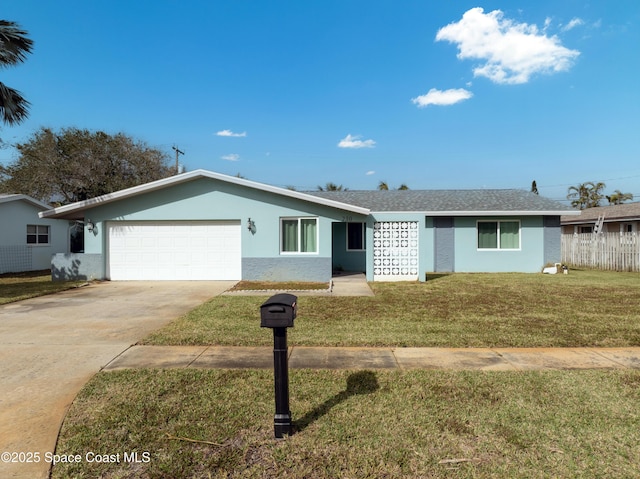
107 221 241 280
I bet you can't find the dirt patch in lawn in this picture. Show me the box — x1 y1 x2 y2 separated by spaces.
228 280 330 292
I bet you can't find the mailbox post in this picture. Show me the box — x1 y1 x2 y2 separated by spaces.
260 293 297 438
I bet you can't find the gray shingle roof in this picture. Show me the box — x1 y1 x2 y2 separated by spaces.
561 202 640 224
308 189 574 214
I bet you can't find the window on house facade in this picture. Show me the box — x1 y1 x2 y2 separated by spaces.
27 225 50 245
477 221 520 250
620 223 637 245
346 222 365 251
281 217 318 253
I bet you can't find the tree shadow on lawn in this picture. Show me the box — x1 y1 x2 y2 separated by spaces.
294 370 380 433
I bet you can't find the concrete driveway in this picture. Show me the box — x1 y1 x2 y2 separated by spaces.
0 280 235 479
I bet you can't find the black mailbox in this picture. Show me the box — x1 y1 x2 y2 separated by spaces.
260 293 297 328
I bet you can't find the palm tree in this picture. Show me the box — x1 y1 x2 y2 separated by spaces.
567 181 606 210
378 181 409 190
317 182 346 191
0 20 34 126
606 190 634 205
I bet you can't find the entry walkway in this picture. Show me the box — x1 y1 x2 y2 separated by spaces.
105 345 640 371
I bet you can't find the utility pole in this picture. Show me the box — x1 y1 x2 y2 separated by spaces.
172 146 184 174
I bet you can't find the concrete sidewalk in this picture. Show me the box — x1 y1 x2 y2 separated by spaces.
105 345 640 371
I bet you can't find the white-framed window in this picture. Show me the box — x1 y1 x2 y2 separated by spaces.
281 217 318 254
477 220 520 250
346 222 365 251
27 225 50 245
620 223 637 245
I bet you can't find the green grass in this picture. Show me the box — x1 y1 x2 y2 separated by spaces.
52 368 640 479
0 270 84 305
52 271 640 477
144 270 640 347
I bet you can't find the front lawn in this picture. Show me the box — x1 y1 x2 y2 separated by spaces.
52 270 640 478
53 368 640 478
0 270 84 305
144 270 640 348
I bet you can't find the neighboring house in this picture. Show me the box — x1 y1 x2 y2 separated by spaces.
561 202 640 235
560 202 640 272
39 170 577 282
0 194 69 274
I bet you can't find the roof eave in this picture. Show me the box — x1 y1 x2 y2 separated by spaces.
562 216 640 224
372 210 580 216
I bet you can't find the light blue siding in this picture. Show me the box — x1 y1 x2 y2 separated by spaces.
543 216 562 265
81 178 366 281
0 199 68 273
330 222 366 273
51 176 563 281
452 216 545 273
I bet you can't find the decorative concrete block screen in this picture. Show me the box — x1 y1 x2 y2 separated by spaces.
373 221 419 281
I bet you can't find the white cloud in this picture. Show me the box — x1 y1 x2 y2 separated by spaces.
412 88 473 107
436 7 580 84
562 18 584 32
366 170 376 176
221 153 240 161
216 129 247 137
337 134 376 149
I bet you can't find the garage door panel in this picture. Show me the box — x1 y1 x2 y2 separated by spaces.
108 221 241 280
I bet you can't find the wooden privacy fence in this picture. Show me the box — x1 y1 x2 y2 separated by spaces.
562 232 640 272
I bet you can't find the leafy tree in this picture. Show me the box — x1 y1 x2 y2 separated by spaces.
566 181 606 210
0 20 34 127
606 190 633 205
317 182 347 191
0 127 173 204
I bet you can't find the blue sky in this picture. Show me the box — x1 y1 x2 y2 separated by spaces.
2 1 639 203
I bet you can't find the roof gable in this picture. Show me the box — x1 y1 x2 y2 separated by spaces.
0 194 51 211
39 170 370 220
